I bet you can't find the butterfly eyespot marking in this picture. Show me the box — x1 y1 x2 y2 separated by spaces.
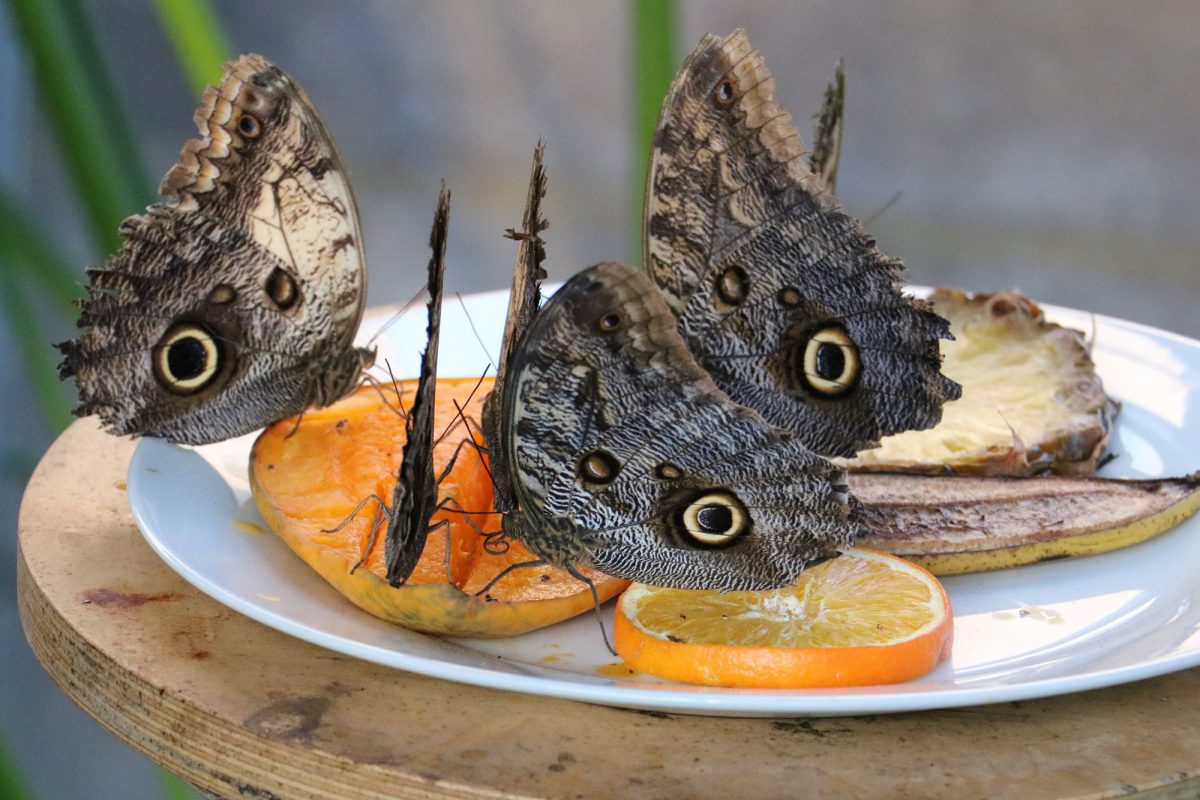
654 462 684 480
152 324 222 394
598 312 622 332
237 114 262 138
777 286 803 307
207 284 236 305
578 449 620 486
715 264 749 307
266 267 299 310
801 327 860 396
676 491 749 548
714 79 736 105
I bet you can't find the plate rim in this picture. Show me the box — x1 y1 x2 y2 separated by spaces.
127 291 1200 717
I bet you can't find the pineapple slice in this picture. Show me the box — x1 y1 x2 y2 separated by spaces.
845 289 1118 476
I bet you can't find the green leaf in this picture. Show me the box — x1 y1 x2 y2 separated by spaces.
5 0 151 253
0 246 72 432
0 735 32 800
630 0 676 265
153 0 233 96
60 1 155 198
0 187 82 312
160 769 202 800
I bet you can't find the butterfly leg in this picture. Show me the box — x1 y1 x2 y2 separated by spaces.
431 494 507 580
322 492 394 574
282 408 308 439
361 369 408 420
431 496 510 555
350 502 389 574
449 399 497 489
323 492 389 533
474 559 548 598
565 563 616 656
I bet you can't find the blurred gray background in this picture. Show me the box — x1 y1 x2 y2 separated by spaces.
2 2 1197 797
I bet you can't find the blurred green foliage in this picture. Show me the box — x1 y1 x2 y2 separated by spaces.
153 0 233 95
2 1 228 796
2 2 678 795
631 0 675 264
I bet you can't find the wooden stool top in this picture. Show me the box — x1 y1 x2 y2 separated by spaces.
18 419 1200 799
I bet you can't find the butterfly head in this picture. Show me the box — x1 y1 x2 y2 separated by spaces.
317 346 376 407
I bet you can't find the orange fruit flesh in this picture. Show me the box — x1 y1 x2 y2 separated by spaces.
250 379 627 637
614 549 953 688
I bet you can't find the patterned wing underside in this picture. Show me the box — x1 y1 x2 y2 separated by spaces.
503 262 854 591
58 55 370 444
383 187 450 586
161 54 365 347
644 30 960 457
483 144 549 513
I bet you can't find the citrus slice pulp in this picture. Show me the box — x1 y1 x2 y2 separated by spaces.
613 548 953 688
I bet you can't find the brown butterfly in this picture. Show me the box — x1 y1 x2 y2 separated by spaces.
480 146 855 593
644 30 960 458
476 33 959 592
343 186 453 588
59 55 372 445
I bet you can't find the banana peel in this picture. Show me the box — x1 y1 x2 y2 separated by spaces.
852 472 1200 575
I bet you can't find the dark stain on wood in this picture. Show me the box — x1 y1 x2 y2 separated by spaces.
621 708 675 720
772 719 854 738
79 588 178 609
244 696 332 746
547 751 576 772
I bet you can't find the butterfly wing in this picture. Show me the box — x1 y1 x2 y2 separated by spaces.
501 262 855 591
59 55 370 444
161 54 367 353
809 62 844 192
383 187 450 586
483 143 549 513
644 30 960 458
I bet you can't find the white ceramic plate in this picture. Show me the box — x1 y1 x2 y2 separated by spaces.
128 289 1200 717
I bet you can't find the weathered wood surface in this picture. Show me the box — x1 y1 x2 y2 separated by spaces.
17 419 1200 799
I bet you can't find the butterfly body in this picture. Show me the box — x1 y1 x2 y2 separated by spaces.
59 55 371 444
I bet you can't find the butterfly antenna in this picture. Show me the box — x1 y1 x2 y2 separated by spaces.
453 399 497 490
365 284 427 348
456 292 497 371
566 564 616 656
864 189 904 226
434 367 491 446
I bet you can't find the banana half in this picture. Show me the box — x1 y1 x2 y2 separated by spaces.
852 472 1200 575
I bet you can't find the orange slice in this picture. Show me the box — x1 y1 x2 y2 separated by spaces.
613 549 953 688
250 380 627 638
